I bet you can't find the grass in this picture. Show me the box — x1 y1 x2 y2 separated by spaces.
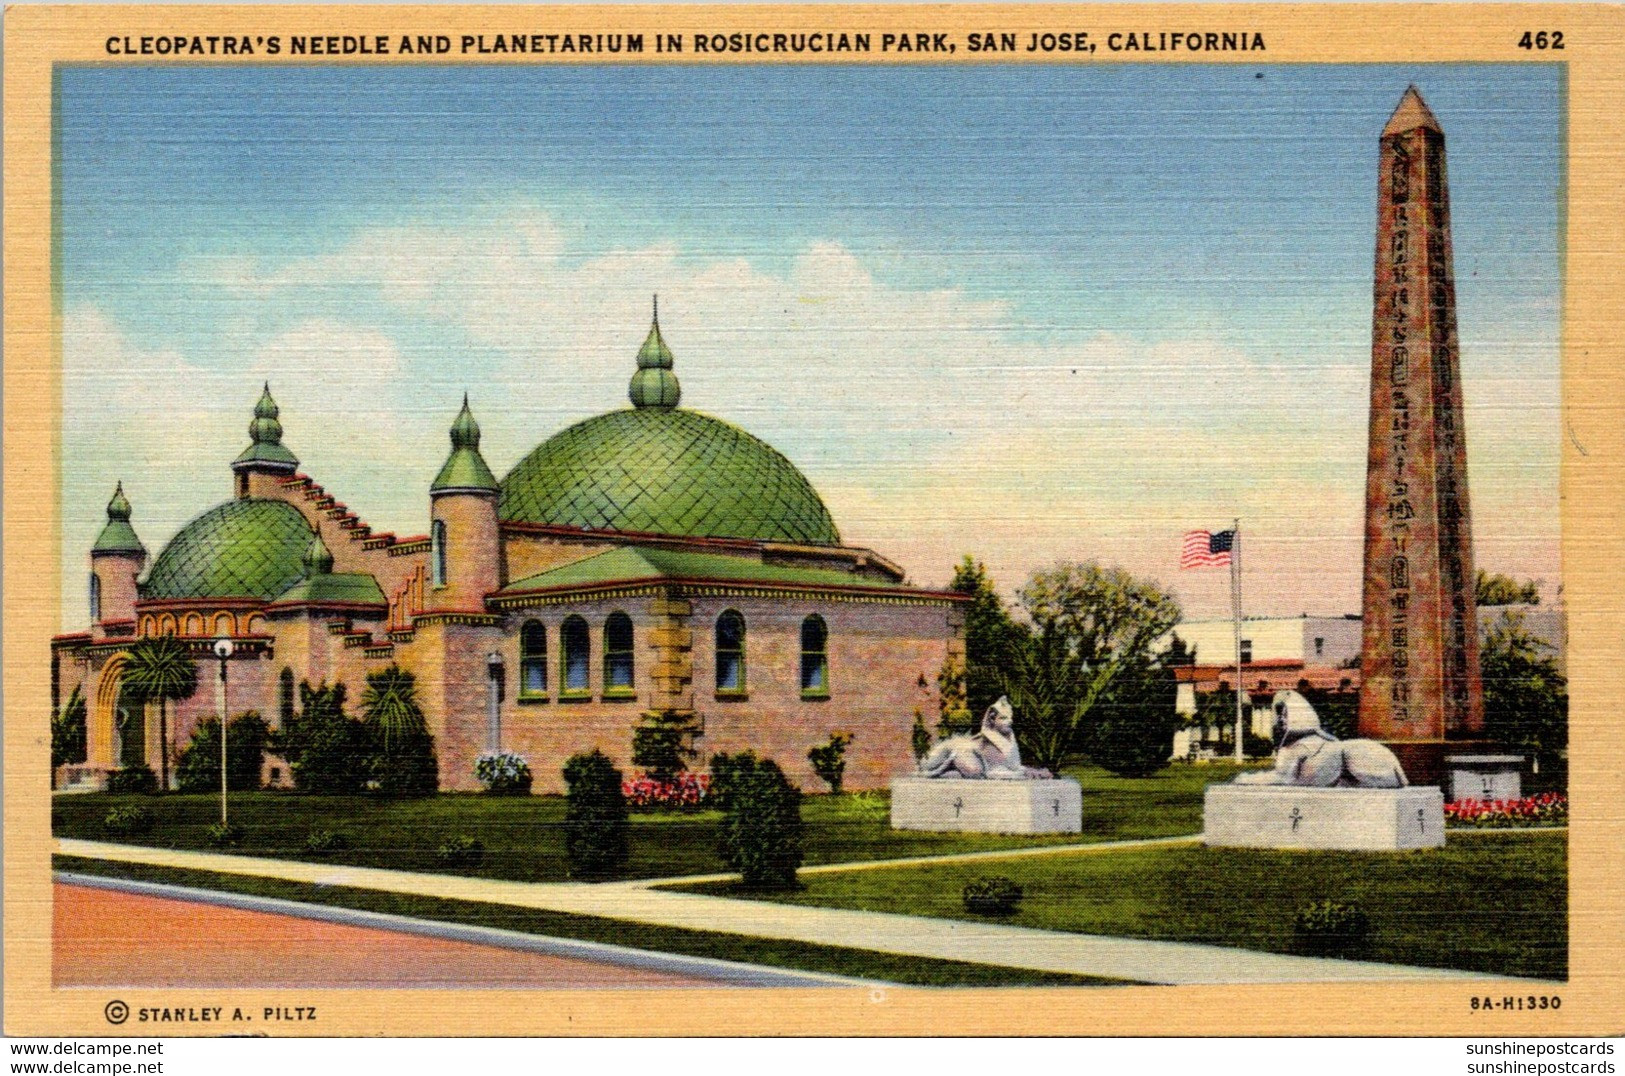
52 761 1248 883
51 856 1127 988
677 831 1568 981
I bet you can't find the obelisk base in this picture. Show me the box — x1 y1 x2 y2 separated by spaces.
1382 742 1446 789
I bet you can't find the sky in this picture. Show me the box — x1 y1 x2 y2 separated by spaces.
55 62 1562 625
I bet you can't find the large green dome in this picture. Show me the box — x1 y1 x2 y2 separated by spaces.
142 499 315 601
499 408 841 546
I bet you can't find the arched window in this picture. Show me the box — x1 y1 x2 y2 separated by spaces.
560 615 590 697
604 612 635 696
88 573 101 623
184 613 204 636
431 520 448 587
716 610 746 695
214 612 235 638
279 667 296 729
157 614 176 636
519 620 548 699
800 615 829 697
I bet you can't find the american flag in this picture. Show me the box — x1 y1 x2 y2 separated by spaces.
1180 529 1235 570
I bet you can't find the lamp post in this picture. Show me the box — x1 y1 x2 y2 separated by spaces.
486 651 504 753
213 637 235 826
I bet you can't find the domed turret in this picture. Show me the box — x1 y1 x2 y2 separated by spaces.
431 394 499 494
429 396 502 609
143 499 314 601
500 307 839 545
89 482 147 628
232 383 299 498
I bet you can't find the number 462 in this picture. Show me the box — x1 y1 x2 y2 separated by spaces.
1518 31 1565 49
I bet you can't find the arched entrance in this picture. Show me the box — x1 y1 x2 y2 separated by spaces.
91 653 132 768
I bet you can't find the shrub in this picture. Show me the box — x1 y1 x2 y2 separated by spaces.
808 731 854 794
707 750 759 813
631 710 698 783
437 834 486 871
106 765 158 795
52 685 88 780
962 876 1024 917
563 750 629 879
305 828 351 856
717 756 803 890
1445 793 1567 828
475 752 533 796
278 682 375 795
1293 900 1372 958
206 822 244 848
102 805 155 838
362 666 439 797
176 712 270 793
911 710 933 761
623 772 710 811
373 727 439 798
1085 661 1181 777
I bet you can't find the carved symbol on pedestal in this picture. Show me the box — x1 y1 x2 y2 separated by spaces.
1417 807 1426 834
1482 777 1494 798
1289 807 1304 831
952 796 963 818
1052 800 1060 816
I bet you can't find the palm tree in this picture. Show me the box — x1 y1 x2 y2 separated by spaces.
121 636 199 792
360 665 426 749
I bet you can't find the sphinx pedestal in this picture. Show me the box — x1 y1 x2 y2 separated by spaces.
890 776 1082 834
1203 784 1445 851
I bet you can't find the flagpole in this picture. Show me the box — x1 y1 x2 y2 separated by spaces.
1232 518 1244 763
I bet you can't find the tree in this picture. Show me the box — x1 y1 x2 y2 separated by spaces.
52 685 88 786
276 681 373 794
120 636 199 792
1085 658 1181 777
563 749 629 879
1476 569 1541 607
632 710 699 782
1481 610 1567 772
717 756 803 889
360 665 437 797
950 557 1028 721
1004 561 1183 771
176 711 269 792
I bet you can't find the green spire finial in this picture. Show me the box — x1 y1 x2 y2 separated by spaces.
431 396 499 494
233 383 299 473
92 481 145 556
303 531 335 576
630 296 681 410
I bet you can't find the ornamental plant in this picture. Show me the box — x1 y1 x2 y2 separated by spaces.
1293 900 1372 958
305 828 351 856
437 834 486 871
102 805 156 838
717 756 803 890
563 749 629 880
207 821 244 848
962 876 1024 917
808 731 854 794
475 752 534 796
1445 792 1567 829
106 764 159 795
622 772 711 811
176 712 270 793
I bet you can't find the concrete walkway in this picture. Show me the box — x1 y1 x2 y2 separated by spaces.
56 837 1517 985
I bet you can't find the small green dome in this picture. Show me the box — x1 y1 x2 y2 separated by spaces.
92 482 146 556
499 408 840 545
431 395 499 494
142 499 314 600
233 383 299 472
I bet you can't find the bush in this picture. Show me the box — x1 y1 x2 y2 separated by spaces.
437 834 486 871
207 822 244 848
631 710 698 783
911 710 933 761
707 750 758 813
563 750 629 880
1085 661 1181 777
475 752 533 796
1446 793 1567 828
305 828 351 856
278 683 375 795
808 731 853 794
374 727 439 798
362 666 438 797
1293 900 1372 958
623 772 710 811
717 756 803 890
962 876 1024 917
176 712 270 793
106 765 158 795
102 805 155 838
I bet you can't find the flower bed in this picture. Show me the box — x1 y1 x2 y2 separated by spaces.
622 772 711 811
1445 792 1566 828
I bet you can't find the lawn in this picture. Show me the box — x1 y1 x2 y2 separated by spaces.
678 831 1567 981
52 761 1250 883
51 856 1126 988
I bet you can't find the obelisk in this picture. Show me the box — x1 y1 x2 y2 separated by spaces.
1357 86 1484 786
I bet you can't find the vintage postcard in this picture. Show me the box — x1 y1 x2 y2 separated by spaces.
4 2 1622 1043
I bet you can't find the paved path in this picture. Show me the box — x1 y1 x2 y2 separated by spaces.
54 872 858 988
57 836 1516 985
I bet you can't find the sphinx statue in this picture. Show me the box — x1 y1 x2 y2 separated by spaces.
917 696 1052 780
1234 689 1408 788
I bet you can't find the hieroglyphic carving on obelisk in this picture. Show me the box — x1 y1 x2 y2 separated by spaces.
1357 87 1484 767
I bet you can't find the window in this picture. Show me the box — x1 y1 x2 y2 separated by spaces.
431 520 448 587
560 615 590 697
279 667 296 729
1239 638 1253 664
89 573 101 622
519 620 548 699
716 610 746 695
800 615 829 697
604 612 635 696
1314 636 1325 658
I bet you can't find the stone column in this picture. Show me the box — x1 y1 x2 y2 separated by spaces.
1357 87 1485 785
